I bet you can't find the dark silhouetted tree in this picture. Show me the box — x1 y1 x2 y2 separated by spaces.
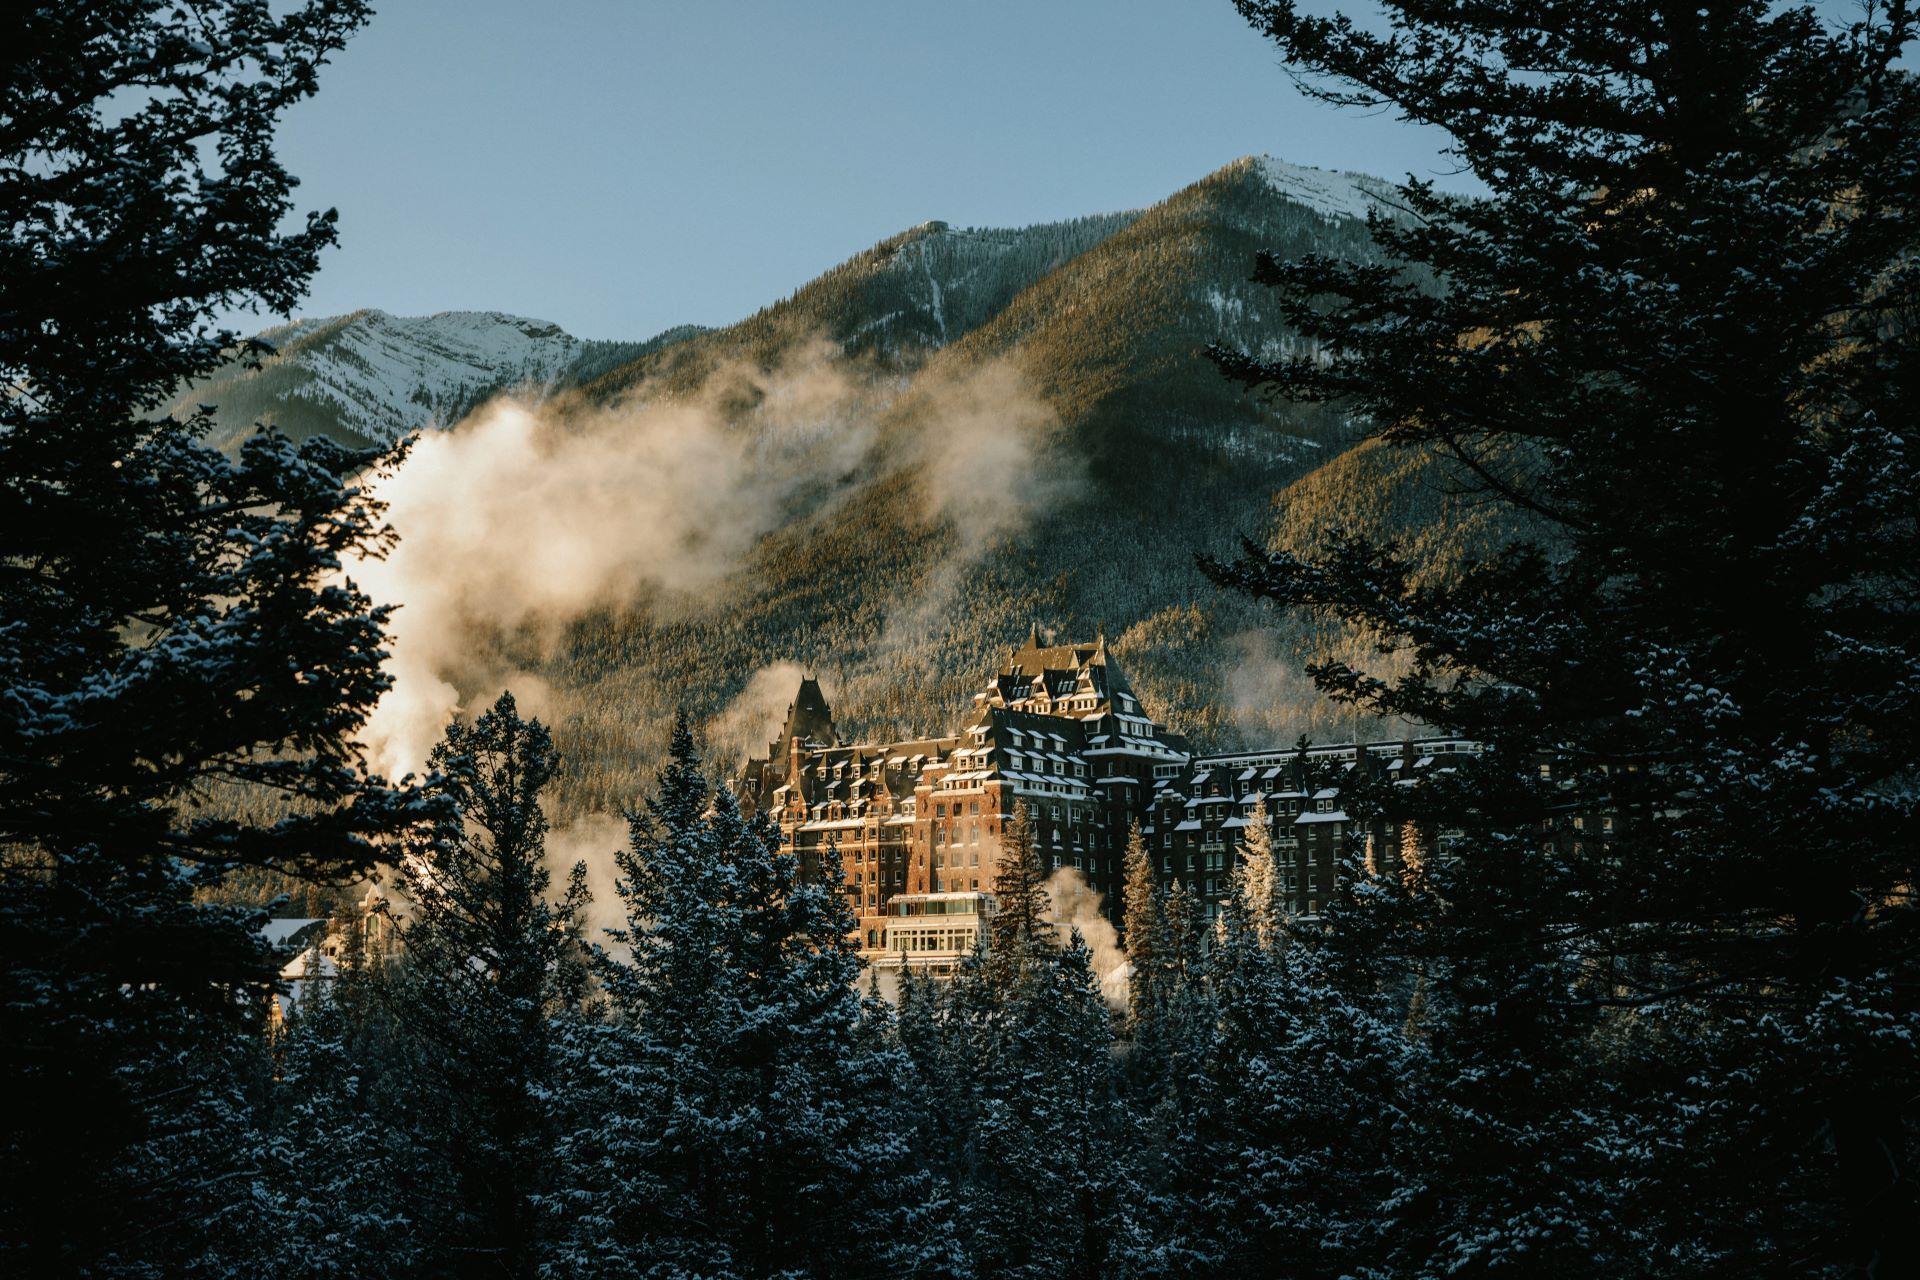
397 694 588 1280
0 4 430 1272
1214 2 1920 1272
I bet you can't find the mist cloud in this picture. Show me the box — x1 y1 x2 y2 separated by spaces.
545 810 630 947
1045 868 1126 1008
346 339 1063 780
1226 626 1424 744
875 361 1083 652
708 660 812 769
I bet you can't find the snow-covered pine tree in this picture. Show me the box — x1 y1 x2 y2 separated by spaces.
1216 1 1920 1271
983 802 1054 992
0 5 430 1272
1184 891 1414 1280
969 930 1137 1280
715 794 903 1279
1121 868 1217 1275
1232 797 1282 950
549 716 914 1280
394 693 589 1280
266 922 426 1280
1120 822 1165 1040
1160 877 1204 993
544 715 729 1278
856 971 973 1280
1147 875 1215 1100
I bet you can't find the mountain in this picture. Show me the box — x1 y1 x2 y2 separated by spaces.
526 156 1442 813
171 309 705 452
568 209 1146 401
203 155 1471 817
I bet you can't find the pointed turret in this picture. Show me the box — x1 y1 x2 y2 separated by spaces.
780 677 836 750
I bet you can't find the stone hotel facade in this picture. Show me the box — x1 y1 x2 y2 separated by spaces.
738 630 1474 968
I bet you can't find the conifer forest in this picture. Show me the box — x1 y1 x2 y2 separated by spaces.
4 3 1917 1277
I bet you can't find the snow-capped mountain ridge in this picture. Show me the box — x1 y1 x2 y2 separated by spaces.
179 152 1461 797
182 156 1404 452
247 308 589 444
1250 155 1403 223
176 309 684 451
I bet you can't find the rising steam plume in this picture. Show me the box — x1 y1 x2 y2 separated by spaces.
341 338 1074 920
347 338 1067 781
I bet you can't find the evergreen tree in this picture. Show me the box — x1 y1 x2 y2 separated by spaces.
266 923 426 1280
1215 1 1920 1272
550 717 912 1280
1160 877 1205 992
969 931 1136 1280
984 802 1054 991
1189 902 1414 1280
1126 874 1216 1277
0 5 427 1272
98 1028 281 1280
396 693 588 1280
1231 797 1283 949
1120 822 1164 1039
545 716 728 1278
858 966 974 1280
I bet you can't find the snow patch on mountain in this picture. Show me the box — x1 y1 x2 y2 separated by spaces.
1252 156 1400 224
259 309 589 444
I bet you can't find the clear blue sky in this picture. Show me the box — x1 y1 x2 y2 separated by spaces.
267 0 1466 340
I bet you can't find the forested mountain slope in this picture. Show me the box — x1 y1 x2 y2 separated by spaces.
567 209 1144 401
204 156 1470 816
526 156 1443 813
